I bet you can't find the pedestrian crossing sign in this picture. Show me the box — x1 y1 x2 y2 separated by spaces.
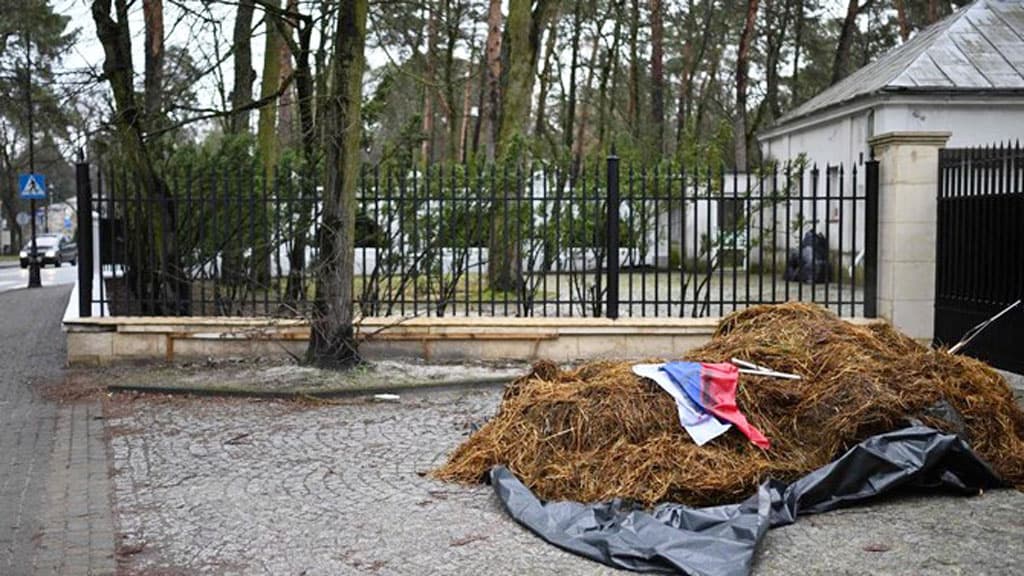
19 173 46 200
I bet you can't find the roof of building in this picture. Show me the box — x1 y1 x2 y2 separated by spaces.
769 0 1024 130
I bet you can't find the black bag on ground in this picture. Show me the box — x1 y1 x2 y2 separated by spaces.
490 426 1003 576
783 231 832 284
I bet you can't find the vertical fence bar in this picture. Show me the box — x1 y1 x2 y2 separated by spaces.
76 155 93 317
97 166 108 316
678 166 687 316
810 165 819 304
606 149 620 319
626 163 634 315
863 158 879 318
851 164 858 316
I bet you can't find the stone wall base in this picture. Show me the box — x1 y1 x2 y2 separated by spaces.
65 316 728 366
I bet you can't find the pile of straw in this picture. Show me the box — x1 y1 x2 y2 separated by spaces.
434 303 1024 506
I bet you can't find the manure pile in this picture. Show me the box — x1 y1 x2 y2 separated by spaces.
434 303 1024 506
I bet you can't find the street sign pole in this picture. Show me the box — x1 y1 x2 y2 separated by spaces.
25 32 40 288
28 199 39 287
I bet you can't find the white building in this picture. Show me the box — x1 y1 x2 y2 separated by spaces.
759 0 1024 168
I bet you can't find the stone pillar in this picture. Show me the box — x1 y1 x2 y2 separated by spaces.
868 131 950 341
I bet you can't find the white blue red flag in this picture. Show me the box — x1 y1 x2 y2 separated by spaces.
662 361 771 450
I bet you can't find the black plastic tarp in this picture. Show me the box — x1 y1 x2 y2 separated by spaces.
491 426 1003 576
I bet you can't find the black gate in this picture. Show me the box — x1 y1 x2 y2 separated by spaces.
935 145 1024 373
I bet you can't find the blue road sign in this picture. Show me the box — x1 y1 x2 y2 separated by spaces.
19 173 46 200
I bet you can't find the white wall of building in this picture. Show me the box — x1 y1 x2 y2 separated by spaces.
760 95 1024 168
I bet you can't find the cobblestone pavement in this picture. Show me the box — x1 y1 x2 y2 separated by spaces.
107 389 620 575
0 285 115 575
108 385 1024 575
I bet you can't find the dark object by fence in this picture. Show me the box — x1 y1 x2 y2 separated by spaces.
783 231 832 284
934 144 1023 373
491 426 1002 576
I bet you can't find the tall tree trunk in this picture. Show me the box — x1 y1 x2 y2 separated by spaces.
277 0 297 149
627 0 640 142
763 0 791 123
495 0 555 156
421 4 438 165
676 0 713 152
792 0 804 104
563 0 583 159
442 0 463 162
832 0 867 85
141 0 164 122
258 0 284 183
458 59 474 163
92 0 187 315
649 0 665 155
597 7 623 152
734 0 759 171
482 0 503 162
307 0 367 368
280 6 318 303
490 0 555 291
229 0 256 134
895 0 910 41
571 32 599 166
533 13 560 140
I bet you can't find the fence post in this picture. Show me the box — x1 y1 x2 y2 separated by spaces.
606 148 620 319
863 158 879 318
75 150 93 318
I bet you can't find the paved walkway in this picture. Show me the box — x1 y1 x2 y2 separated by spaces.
0 286 114 575
106 386 1024 575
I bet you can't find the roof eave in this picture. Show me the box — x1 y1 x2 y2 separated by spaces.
758 86 1024 142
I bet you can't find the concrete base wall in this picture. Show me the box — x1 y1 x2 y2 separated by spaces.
64 316 724 366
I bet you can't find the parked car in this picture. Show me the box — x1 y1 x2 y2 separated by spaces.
19 234 77 268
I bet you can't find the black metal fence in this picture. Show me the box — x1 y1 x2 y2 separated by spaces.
78 154 878 319
935 144 1023 372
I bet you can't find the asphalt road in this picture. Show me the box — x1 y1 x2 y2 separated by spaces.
0 262 78 295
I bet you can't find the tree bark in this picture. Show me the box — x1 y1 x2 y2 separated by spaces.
571 31 599 166
257 0 284 182
421 3 437 164
895 0 910 41
307 0 367 368
676 0 713 151
482 0 503 162
276 0 297 148
229 0 256 134
495 0 555 157
792 0 804 103
442 0 463 162
832 0 871 85
627 0 640 141
533 12 560 140
490 0 555 291
141 0 164 122
649 0 664 155
563 0 583 158
92 0 187 315
734 0 759 171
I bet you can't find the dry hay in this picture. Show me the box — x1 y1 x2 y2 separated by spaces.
434 303 1024 506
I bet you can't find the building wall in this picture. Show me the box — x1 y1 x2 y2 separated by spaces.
873 101 1024 148
760 96 1024 167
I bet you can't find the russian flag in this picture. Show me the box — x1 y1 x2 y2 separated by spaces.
662 361 771 450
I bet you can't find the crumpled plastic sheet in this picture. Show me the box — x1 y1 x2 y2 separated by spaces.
490 426 1003 576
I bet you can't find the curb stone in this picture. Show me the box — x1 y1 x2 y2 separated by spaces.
107 374 513 399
